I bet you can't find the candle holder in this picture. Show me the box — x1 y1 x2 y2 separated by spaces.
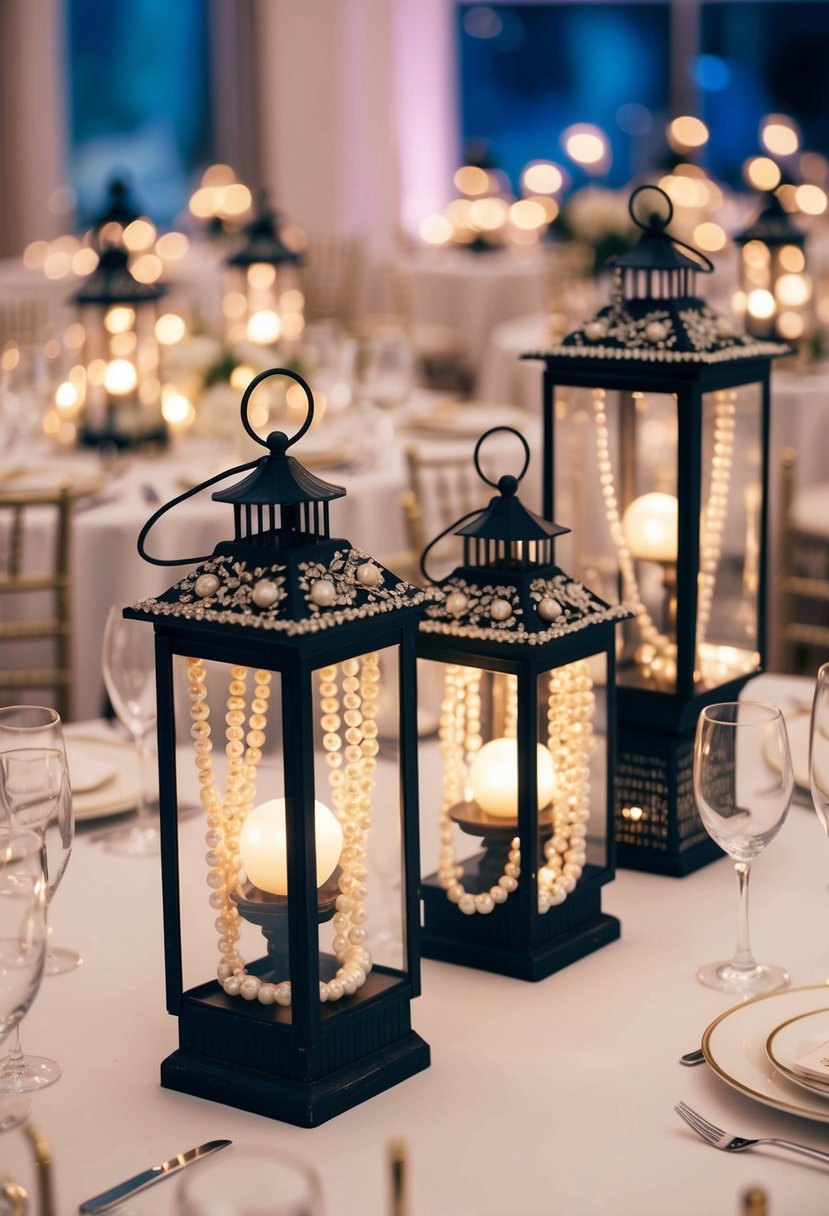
735 191 811 346
526 185 791 875
123 368 430 1126
224 195 304 347
416 427 629 980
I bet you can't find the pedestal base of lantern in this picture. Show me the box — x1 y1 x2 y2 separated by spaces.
421 864 619 981
615 725 724 876
161 1031 430 1129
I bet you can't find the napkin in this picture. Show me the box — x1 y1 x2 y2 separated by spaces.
792 1038 829 1085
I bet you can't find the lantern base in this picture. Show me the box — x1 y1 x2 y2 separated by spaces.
421 865 619 981
161 1030 430 1129
615 725 725 876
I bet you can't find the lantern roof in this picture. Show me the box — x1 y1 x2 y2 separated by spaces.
126 368 430 640
419 427 629 649
70 245 166 306
523 185 790 367
226 195 304 268
735 191 806 249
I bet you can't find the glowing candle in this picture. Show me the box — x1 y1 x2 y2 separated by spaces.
239 798 343 896
468 737 556 820
622 492 678 562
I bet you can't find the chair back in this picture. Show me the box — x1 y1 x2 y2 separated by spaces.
0 487 73 719
402 445 495 576
777 447 829 674
302 235 365 327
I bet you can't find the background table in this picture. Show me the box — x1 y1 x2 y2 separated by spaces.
5 673 829 1215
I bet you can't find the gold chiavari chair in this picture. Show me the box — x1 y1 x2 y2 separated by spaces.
0 487 73 720
777 447 829 675
302 234 365 329
401 445 495 577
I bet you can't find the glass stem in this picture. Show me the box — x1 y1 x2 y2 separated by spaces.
731 860 757 972
2 1026 28 1089
133 730 151 822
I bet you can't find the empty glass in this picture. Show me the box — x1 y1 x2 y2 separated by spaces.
177 1147 323 1216
694 701 793 995
0 825 48 1131
809 662 829 839
101 605 159 856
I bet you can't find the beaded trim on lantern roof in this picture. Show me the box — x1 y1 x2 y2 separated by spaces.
421 569 631 646
528 297 789 365
131 547 433 636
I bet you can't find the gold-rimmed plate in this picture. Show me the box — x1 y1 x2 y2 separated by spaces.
702 984 829 1122
766 1008 829 1098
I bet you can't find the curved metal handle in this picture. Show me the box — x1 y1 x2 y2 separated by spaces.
418 508 481 587
627 183 715 273
240 367 315 453
472 425 530 489
768 1137 829 1166
136 458 258 567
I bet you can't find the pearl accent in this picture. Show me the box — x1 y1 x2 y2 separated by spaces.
489 598 512 622
645 321 668 342
445 591 468 615
584 321 607 342
715 317 734 339
310 580 336 606
251 579 280 608
195 573 220 598
356 562 381 588
537 597 562 622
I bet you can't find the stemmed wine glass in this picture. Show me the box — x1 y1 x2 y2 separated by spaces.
809 662 829 840
101 605 159 856
693 701 793 995
0 825 48 1131
0 731 74 1093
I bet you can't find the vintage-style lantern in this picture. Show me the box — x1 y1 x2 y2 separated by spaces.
71 245 166 448
416 427 628 980
224 198 304 347
125 368 430 1126
735 191 811 344
527 185 789 876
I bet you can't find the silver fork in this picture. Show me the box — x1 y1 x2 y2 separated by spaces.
675 1102 829 1166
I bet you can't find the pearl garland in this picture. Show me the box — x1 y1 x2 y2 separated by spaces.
186 653 377 1007
589 386 735 685
436 663 592 915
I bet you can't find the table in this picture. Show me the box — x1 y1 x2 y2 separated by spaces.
5 673 829 1215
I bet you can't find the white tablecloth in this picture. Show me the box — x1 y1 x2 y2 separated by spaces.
5 673 829 1214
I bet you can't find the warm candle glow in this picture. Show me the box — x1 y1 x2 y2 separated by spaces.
103 358 138 396
468 737 556 820
622 492 678 562
239 798 343 896
246 309 281 344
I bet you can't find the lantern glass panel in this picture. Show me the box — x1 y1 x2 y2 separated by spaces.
552 385 679 693
696 382 763 691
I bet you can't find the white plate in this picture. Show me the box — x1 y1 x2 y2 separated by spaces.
766 1008 829 1097
65 739 117 793
765 709 810 793
703 984 829 1122
63 731 157 821
404 401 528 439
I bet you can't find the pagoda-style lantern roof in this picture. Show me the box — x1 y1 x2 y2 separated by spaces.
735 190 806 250
226 195 304 269
71 244 166 306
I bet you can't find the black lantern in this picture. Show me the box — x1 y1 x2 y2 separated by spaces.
125 369 430 1126
224 197 305 347
416 428 628 980
526 185 790 876
89 176 142 251
71 245 167 448
735 191 811 344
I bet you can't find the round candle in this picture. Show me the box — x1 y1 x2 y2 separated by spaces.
468 737 556 820
621 492 678 562
239 798 343 896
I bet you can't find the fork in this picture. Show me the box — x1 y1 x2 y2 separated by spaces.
675 1102 829 1166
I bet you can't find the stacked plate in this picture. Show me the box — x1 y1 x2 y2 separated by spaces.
703 985 829 1122
65 730 157 821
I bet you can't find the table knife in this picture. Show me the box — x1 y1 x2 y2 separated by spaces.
78 1139 231 1213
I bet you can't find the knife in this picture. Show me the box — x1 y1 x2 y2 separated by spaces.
78 1139 232 1214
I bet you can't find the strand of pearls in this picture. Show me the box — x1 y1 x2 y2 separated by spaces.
436 664 592 916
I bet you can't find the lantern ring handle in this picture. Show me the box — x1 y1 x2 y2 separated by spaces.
240 367 316 452
419 508 482 587
627 185 715 273
473 425 531 490
136 458 259 567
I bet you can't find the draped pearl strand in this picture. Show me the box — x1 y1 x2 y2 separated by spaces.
187 654 377 1007
590 387 735 684
436 663 592 915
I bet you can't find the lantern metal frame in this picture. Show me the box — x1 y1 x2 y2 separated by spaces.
225 196 304 347
71 244 167 449
525 186 790 876
416 428 628 980
125 369 430 1127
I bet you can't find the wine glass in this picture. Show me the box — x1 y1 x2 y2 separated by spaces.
101 605 159 856
0 740 73 1092
359 329 414 411
0 825 48 1131
809 662 829 839
177 1147 323 1216
694 701 793 995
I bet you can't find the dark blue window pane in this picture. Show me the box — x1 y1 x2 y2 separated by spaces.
701 2 829 186
65 0 212 226
457 3 671 191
